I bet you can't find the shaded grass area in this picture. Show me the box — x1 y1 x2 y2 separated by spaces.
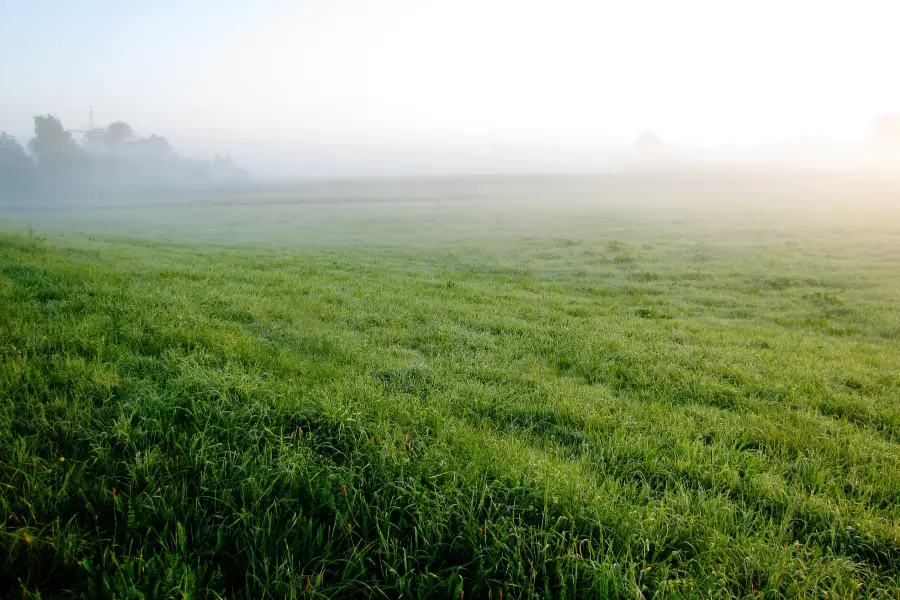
1 225 899 599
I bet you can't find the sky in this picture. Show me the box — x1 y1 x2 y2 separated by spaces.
1 0 898 176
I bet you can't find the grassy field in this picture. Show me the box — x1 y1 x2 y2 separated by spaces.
2 177 900 598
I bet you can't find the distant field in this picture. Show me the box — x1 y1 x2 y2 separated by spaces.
2 176 899 598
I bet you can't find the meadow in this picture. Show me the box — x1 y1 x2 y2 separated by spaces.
1 175 899 598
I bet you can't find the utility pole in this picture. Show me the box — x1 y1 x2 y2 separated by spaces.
71 107 100 134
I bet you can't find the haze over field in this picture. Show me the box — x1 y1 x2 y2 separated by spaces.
2 0 899 177
3 2 900 599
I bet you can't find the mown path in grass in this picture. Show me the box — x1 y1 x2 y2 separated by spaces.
1 229 899 599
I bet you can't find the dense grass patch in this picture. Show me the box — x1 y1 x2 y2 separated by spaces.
1 214 899 598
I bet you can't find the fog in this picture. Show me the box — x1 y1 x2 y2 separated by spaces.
1 0 899 244
2 0 899 180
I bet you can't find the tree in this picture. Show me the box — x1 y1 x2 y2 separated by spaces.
0 132 34 173
0 133 35 192
28 115 85 172
633 130 670 167
5 112 250 191
869 115 900 154
210 153 250 181
129 134 175 162
104 121 135 151
83 121 135 155
635 130 663 148
82 128 106 154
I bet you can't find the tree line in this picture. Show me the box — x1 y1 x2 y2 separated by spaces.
0 115 248 195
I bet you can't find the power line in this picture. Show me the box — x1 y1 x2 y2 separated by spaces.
70 107 101 134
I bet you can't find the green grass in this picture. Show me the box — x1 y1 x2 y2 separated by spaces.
2 191 900 598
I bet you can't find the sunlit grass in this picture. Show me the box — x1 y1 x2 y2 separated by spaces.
1 203 899 598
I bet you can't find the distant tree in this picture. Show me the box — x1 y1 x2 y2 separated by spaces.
0 132 35 194
210 153 250 181
104 121 135 151
869 115 900 153
6 112 250 192
129 134 176 162
28 115 85 172
82 128 105 154
83 121 135 155
633 130 670 167
635 130 663 148
0 132 34 173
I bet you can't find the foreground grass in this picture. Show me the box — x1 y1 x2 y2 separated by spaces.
1 219 899 598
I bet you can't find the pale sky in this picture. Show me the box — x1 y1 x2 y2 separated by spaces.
1 0 897 175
